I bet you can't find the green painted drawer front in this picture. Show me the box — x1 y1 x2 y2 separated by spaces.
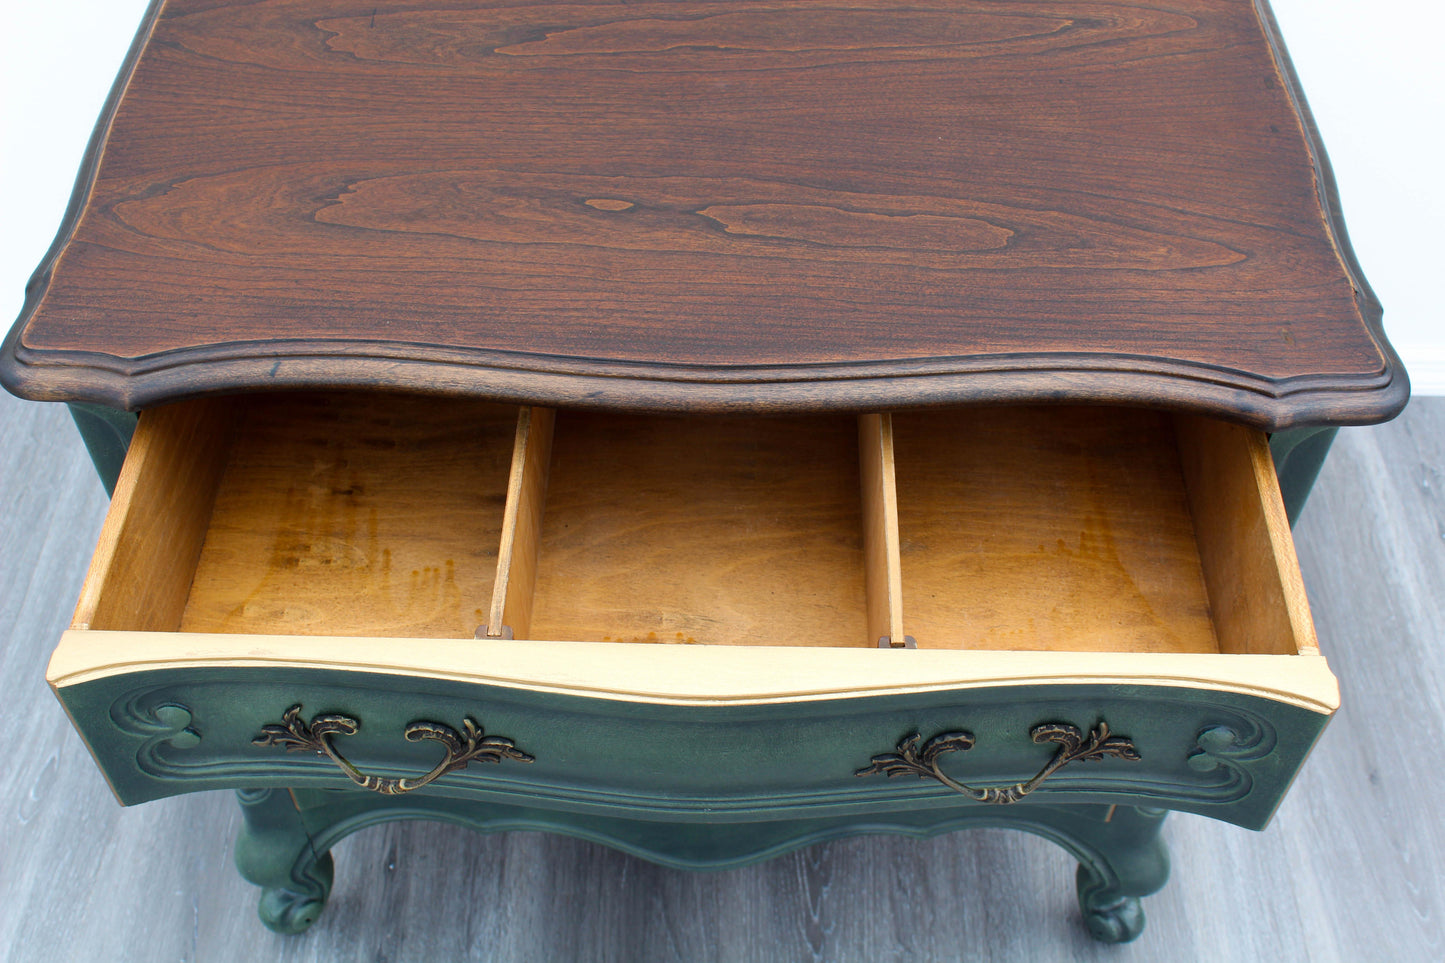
60 662 1327 832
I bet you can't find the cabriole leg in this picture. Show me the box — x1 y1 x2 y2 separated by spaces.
1064 806 1170 943
233 788 335 934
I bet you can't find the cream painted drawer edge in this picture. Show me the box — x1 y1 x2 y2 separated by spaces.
48 629 1339 713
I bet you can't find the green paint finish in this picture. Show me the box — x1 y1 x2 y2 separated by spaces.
234 787 333 934
1271 426 1339 525
66 402 137 497
55 411 1338 941
59 662 1327 832
234 787 1169 941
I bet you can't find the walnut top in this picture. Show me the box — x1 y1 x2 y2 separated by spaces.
0 0 1406 426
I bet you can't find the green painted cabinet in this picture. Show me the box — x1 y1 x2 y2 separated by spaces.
44 392 1341 942
2 0 1409 945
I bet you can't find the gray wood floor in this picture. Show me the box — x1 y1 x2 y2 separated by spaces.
1 394 1441 962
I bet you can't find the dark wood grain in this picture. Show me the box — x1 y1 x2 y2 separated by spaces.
0 0 1406 426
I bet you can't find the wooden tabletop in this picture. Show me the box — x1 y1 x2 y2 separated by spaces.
0 0 1406 427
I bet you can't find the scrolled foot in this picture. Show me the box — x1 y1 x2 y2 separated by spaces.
1076 864 1146 943
258 881 329 935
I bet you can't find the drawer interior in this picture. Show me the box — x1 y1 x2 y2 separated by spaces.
181 394 517 639
76 394 516 640
529 411 867 647
74 393 1314 658
894 408 1217 654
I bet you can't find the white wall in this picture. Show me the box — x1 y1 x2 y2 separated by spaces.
1270 0 1443 393
2 0 156 346
3 1 1439 394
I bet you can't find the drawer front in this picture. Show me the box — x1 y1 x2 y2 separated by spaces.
54 394 1335 838
56 656 1327 831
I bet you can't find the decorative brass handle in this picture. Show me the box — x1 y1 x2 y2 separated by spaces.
856 721 1139 804
253 704 534 795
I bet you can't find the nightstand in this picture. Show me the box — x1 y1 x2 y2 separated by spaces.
2 0 1406 942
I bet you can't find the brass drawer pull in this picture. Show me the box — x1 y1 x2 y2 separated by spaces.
253 704 534 795
857 722 1139 804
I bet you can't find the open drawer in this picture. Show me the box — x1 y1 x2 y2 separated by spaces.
49 393 1336 830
